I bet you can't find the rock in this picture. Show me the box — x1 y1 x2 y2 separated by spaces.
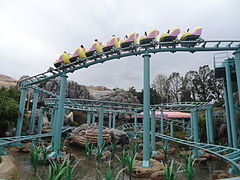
132 158 165 178
193 157 207 163
5 128 16 137
200 152 217 159
88 88 139 103
0 154 18 179
109 129 129 147
64 112 74 125
0 74 17 87
212 170 238 179
68 123 128 147
152 153 166 161
150 171 165 180
100 150 111 162
43 113 51 127
86 85 110 91
155 141 163 147
18 76 93 103
48 153 77 163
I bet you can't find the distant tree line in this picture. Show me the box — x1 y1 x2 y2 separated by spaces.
128 65 224 106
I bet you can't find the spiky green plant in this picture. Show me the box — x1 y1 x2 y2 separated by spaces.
110 141 117 159
96 141 106 165
47 158 67 180
161 142 169 164
29 145 41 174
131 141 138 156
126 153 137 180
163 160 183 180
65 158 79 180
97 162 125 180
84 141 94 159
115 150 127 177
41 145 49 165
181 151 195 180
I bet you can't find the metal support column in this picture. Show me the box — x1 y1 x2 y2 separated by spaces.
160 109 164 134
225 60 238 148
223 80 232 147
190 112 194 138
112 112 116 128
16 87 27 136
108 112 112 128
192 109 199 158
151 108 156 154
98 104 104 146
92 113 96 123
205 108 210 144
170 120 173 137
50 108 55 129
37 108 44 135
29 90 39 133
234 48 240 107
87 112 91 124
207 105 214 144
142 53 151 168
134 112 137 134
48 72 67 157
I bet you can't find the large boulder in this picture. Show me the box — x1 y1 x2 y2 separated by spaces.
68 123 129 147
132 159 165 178
17 76 93 103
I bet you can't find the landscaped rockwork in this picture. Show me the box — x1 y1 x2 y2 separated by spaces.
68 123 129 147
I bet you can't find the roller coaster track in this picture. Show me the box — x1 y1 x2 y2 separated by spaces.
117 119 191 135
44 98 210 112
27 85 59 98
117 123 240 170
18 40 240 87
0 127 73 147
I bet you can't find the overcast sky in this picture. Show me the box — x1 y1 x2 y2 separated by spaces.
0 0 239 90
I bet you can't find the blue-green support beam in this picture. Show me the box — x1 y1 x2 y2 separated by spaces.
48 72 67 157
16 87 27 136
206 105 214 144
108 113 112 128
170 120 173 137
234 48 240 109
92 113 95 123
205 109 210 143
98 104 104 146
112 112 116 128
29 90 39 133
224 80 233 147
151 108 156 154
87 112 91 124
160 110 164 134
190 112 193 138
142 53 151 168
192 109 199 158
37 108 44 135
225 60 238 148
50 108 55 129
134 112 137 134
0 146 7 155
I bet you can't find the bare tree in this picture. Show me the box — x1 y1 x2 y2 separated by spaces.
167 72 182 102
152 74 169 103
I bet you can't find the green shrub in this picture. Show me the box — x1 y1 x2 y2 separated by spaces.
0 87 19 137
0 155 2 163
